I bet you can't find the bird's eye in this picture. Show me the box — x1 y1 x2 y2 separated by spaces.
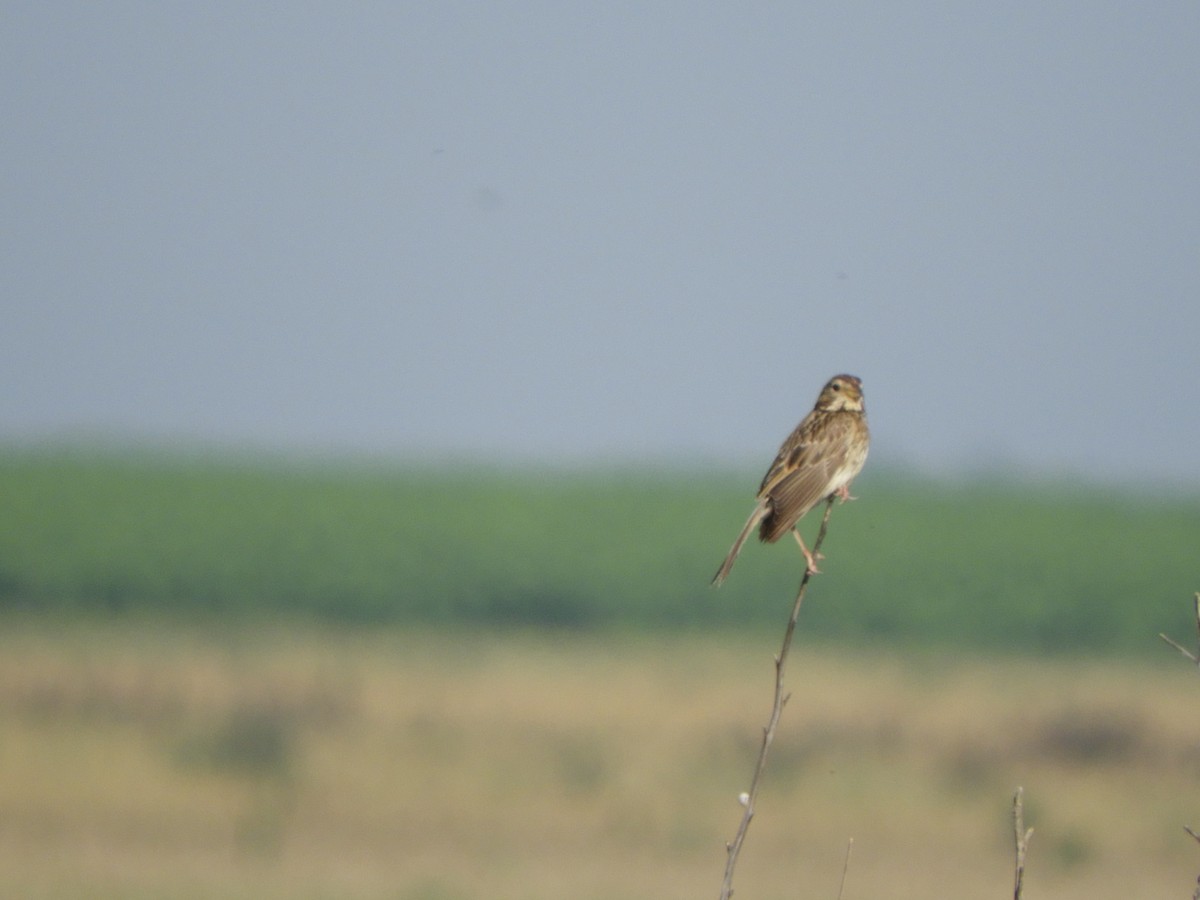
831 383 841 391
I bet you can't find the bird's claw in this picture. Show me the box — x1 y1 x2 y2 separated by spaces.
802 550 824 575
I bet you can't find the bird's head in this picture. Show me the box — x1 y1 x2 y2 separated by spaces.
815 374 865 412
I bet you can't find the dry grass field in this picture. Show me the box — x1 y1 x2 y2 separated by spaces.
1 622 1199 899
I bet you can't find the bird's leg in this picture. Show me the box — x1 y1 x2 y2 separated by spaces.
836 482 857 503
791 527 823 575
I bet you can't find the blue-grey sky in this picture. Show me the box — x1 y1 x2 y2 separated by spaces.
4 4 1199 484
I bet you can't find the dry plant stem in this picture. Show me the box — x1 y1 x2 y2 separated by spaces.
1158 593 1200 666
1012 787 1033 900
1163 594 1200 899
719 496 836 900
1187 827 1200 900
835 837 854 900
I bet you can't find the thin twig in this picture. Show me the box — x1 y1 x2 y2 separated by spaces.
1165 595 1200 899
1159 593 1200 666
1012 787 1033 900
1193 591 1199 653
720 496 836 900
1159 632 1199 664
1189 826 1200 900
835 837 854 900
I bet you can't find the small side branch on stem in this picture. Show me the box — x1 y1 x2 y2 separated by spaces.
1158 592 1200 666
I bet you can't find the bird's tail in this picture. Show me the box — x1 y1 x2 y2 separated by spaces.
711 500 770 587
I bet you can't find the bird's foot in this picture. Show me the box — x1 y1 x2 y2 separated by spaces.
792 528 824 575
801 548 825 575
836 483 857 503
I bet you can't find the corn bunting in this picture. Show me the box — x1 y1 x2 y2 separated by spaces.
712 374 869 585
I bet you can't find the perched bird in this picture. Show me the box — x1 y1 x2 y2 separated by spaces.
712 374 869 585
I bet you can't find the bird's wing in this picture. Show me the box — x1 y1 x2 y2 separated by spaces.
758 410 821 495
757 411 813 495
761 451 839 537
757 418 853 542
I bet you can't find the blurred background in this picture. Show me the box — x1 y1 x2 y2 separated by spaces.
2 3 1199 898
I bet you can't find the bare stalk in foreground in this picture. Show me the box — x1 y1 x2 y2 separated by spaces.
835 837 854 900
1012 787 1033 900
1161 592 1200 899
719 496 836 900
1158 592 1200 666
1187 827 1200 900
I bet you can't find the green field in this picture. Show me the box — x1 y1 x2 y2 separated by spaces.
2 447 1197 651
2 448 1199 897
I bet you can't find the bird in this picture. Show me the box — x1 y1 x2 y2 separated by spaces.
712 374 869 586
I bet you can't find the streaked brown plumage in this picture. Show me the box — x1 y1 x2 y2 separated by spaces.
712 374 869 585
